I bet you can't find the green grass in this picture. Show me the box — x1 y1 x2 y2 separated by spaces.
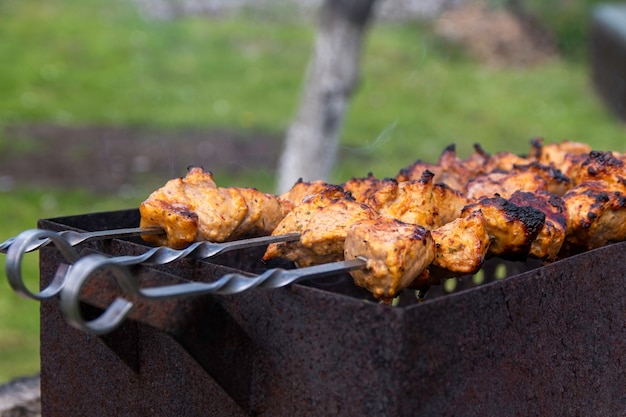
0 0 312 131
2 0 623 177
0 0 625 383
337 23 625 179
0 188 139 382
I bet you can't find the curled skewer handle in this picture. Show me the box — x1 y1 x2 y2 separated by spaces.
60 253 367 335
61 255 136 336
3 226 162 300
6 229 81 300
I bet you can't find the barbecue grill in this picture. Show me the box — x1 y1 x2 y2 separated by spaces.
2 208 625 416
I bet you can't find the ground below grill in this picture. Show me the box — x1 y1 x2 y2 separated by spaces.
0 375 40 417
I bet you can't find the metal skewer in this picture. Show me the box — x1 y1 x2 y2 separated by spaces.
92 232 301 268
60 253 368 335
4 227 300 301
0 226 164 254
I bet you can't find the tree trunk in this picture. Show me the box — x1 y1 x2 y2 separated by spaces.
276 0 377 193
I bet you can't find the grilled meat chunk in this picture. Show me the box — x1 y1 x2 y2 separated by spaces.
263 186 378 267
427 208 491 280
396 159 440 184
461 196 545 259
513 162 572 196
278 179 330 215
482 150 531 173
530 137 592 168
465 159 572 200
368 171 470 229
344 218 435 302
466 170 547 200
342 172 386 203
229 187 285 240
140 167 283 248
529 138 592 183
571 151 626 188
397 144 488 192
561 180 626 251
509 190 567 261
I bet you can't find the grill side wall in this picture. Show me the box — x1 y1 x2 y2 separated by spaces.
37 211 626 416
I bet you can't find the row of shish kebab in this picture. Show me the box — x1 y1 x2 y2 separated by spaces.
2 163 463 334
2 161 470 320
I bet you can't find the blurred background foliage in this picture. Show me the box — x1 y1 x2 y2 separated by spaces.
0 0 624 382
517 0 609 60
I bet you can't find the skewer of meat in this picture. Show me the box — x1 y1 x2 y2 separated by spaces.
138 140 626 303
138 139 596 250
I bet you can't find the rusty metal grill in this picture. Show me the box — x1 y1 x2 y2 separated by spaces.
19 209 625 416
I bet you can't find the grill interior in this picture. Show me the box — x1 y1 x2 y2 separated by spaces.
36 209 625 416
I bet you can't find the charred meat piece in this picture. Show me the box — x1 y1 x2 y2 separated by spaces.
278 178 331 215
466 162 572 200
425 208 491 282
229 187 285 240
571 151 626 188
396 159 440 184
396 145 446 182
561 180 626 252
397 144 487 192
344 218 434 302
481 150 532 173
512 162 572 196
461 196 545 259
462 143 493 174
140 167 246 248
530 137 592 168
466 170 547 200
342 172 386 203
263 186 378 267
140 167 283 248
530 138 592 182
509 190 567 261
368 171 470 229
434 144 475 191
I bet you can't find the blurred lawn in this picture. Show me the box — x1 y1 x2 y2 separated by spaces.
0 0 624 383
0 188 142 382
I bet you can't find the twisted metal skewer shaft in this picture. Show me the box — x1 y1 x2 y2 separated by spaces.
4 228 300 301
60 253 367 335
0 226 163 254
99 232 301 267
